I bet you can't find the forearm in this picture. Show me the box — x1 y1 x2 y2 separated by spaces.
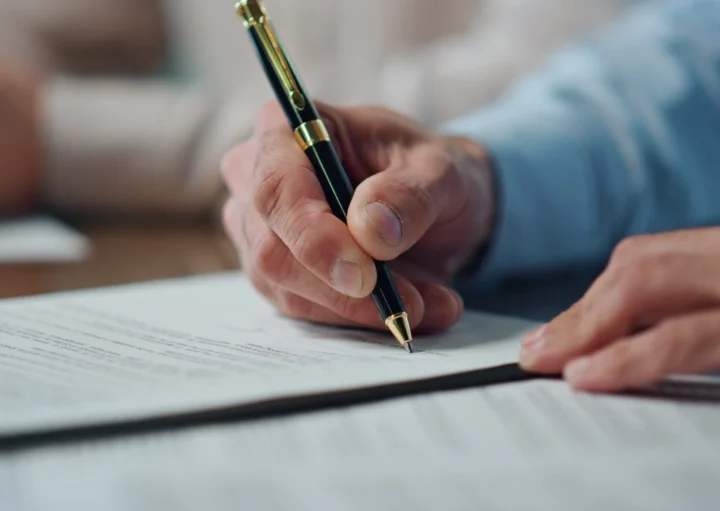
444 0 720 288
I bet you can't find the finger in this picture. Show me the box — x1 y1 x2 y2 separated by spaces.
225 198 431 329
564 309 720 392
277 280 463 336
609 229 720 264
273 289 367 328
317 103 425 182
243 267 364 329
221 139 257 203
224 198 460 334
520 253 720 374
252 119 376 299
413 282 464 334
347 142 462 261
222 198 262 271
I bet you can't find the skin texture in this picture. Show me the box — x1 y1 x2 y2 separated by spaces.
0 64 40 213
520 228 720 392
223 101 720 393
221 101 495 335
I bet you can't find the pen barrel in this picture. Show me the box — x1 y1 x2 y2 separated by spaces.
305 141 405 321
237 0 407 325
247 21 319 128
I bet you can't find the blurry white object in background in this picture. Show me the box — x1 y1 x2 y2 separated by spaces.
0 0 647 217
0 216 91 264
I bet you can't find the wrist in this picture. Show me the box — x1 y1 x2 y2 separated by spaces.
443 136 497 278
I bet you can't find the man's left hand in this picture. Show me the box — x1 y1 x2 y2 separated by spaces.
520 227 720 392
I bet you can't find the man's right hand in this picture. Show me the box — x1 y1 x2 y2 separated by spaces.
221 102 496 334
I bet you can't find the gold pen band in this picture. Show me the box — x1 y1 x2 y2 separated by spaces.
385 312 413 346
294 120 331 151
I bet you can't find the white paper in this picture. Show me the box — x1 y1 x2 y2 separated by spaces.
3 379 719 511
0 217 91 264
0 273 533 437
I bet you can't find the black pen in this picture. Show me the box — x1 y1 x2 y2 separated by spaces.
235 0 413 353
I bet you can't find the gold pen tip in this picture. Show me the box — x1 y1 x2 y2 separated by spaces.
385 313 413 352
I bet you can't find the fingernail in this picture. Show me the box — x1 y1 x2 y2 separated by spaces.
331 259 363 296
363 202 403 247
519 325 547 367
564 357 590 383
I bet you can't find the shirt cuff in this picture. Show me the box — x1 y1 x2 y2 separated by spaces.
442 94 602 290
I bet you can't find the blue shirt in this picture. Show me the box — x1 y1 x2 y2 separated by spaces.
444 0 720 291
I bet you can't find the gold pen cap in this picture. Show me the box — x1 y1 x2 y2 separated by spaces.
235 0 307 111
235 0 266 27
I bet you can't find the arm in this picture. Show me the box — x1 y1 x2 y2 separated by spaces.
444 0 720 288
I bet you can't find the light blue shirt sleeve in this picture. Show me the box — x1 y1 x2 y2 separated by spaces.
443 0 720 290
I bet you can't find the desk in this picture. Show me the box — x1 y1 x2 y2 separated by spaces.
0 225 239 299
0 222 596 322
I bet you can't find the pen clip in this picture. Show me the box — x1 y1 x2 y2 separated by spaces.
236 0 306 111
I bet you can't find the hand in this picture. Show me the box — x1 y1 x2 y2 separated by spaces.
0 64 40 212
520 227 720 392
221 102 495 333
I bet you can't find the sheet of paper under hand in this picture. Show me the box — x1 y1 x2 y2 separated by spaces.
0 272 534 439
0 216 91 264
3 379 719 511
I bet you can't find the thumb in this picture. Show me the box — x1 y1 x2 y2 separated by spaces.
347 143 462 262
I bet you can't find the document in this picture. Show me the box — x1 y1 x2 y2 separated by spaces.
3 379 719 511
0 216 91 264
0 273 533 438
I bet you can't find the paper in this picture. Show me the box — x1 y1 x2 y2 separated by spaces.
0 216 91 264
0 272 533 438
3 379 719 510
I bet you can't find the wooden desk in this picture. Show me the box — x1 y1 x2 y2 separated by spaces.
0 225 240 299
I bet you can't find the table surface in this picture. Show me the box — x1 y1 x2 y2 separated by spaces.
0 224 240 300
0 222 594 322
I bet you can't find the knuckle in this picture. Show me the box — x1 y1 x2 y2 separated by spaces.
655 319 687 347
649 321 687 373
425 143 453 172
257 100 283 127
247 271 275 302
220 143 249 183
611 250 679 297
253 232 291 281
221 199 237 234
606 341 636 380
253 164 286 220
322 288 356 318
277 292 312 319
611 236 650 266
606 259 649 306
287 210 332 271
395 178 434 221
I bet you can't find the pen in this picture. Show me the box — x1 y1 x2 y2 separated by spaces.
235 0 414 353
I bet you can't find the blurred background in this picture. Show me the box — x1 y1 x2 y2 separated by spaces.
0 0 646 298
